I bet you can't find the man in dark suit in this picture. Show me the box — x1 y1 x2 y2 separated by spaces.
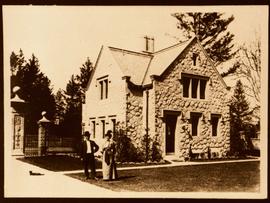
81 131 99 180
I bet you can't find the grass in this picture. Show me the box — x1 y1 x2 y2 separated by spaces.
67 161 260 192
17 155 91 171
17 155 170 172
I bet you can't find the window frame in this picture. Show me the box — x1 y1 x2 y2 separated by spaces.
192 53 198 66
211 114 221 137
101 120 106 138
190 112 202 137
181 73 208 100
97 76 109 100
91 120 96 138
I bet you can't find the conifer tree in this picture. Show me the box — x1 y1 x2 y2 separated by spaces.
62 58 93 137
10 50 56 133
172 12 235 65
230 80 252 154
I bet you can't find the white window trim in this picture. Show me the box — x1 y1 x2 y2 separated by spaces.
97 76 109 100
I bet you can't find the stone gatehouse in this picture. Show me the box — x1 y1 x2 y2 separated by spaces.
82 36 230 160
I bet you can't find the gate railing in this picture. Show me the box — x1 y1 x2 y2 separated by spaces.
24 134 77 156
24 134 38 157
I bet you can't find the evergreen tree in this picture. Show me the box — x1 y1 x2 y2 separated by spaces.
54 88 67 124
10 49 25 76
10 51 56 133
77 57 93 89
62 75 82 137
62 57 93 137
228 37 261 120
172 12 235 65
230 80 252 154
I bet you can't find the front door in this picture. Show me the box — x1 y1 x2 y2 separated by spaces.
165 114 177 154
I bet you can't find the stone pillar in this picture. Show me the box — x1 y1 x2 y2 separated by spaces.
37 111 51 156
11 87 26 156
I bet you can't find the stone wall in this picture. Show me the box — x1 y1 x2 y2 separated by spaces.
154 40 230 159
126 86 144 149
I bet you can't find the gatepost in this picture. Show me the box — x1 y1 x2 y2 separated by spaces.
11 86 26 156
37 111 51 156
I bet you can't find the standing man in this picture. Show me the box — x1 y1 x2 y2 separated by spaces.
81 131 99 180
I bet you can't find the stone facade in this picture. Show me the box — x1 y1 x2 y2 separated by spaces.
126 86 144 148
83 37 230 160
152 40 230 160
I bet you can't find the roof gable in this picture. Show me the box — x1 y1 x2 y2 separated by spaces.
85 45 103 90
86 36 228 90
109 47 152 85
142 37 195 85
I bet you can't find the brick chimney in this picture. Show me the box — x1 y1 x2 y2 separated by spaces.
143 36 154 53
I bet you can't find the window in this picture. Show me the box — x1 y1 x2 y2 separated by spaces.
191 78 199 98
101 120 105 138
192 53 198 66
182 74 208 99
200 80 207 99
91 121 96 138
211 115 220 137
183 77 190 98
190 113 201 136
111 119 116 136
98 78 108 100
99 81 103 99
104 79 108 99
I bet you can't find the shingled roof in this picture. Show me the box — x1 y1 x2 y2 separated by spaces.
109 47 152 85
142 38 194 85
108 37 195 86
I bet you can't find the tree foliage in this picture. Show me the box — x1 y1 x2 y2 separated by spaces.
113 122 144 162
60 58 93 137
54 88 67 124
10 50 56 133
172 12 235 65
230 80 252 154
233 38 261 118
76 57 93 89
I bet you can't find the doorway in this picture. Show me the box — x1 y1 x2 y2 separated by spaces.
165 114 177 154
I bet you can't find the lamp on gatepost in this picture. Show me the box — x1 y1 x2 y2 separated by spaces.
11 86 26 156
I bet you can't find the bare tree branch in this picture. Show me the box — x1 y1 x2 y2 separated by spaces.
233 36 261 119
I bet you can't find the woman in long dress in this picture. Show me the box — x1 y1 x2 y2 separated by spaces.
101 130 118 181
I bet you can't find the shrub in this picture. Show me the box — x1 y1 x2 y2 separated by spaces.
151 140 162 162
113 123 143 163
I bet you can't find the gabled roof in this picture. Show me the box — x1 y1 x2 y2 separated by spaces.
87 36 228 90
142 37 194 85
109 47 152 85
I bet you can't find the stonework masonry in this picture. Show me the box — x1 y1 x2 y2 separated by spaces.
153 40 230 160
126 87 144 149
84 38 230 161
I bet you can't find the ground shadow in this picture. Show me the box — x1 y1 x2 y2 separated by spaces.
115 175 136 180
95 174 136 181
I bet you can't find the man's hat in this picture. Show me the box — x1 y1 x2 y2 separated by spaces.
84 131 91 137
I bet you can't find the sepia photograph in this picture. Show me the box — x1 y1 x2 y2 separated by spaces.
3 4 268 199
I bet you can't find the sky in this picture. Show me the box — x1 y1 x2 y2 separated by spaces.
3 5 268 92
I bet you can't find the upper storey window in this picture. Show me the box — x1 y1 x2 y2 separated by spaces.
181 73 208 100
192 53 198 66
97 76 108 100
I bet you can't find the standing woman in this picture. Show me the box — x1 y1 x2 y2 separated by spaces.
101 130 118 181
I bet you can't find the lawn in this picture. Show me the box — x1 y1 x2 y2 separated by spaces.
17 155 99 171
67 161 260 192
17 155 170 171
